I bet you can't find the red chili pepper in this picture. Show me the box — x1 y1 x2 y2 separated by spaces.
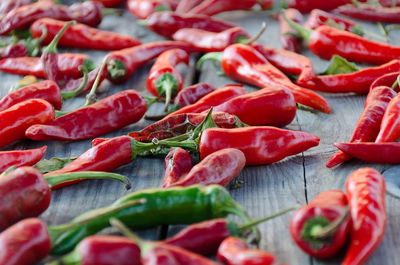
0 53 94 79
217 236 275 265
334 3 400 23
96 0 125 8
285 0 351 13
334 142 400 164
0 0 31 16
61 63 107 95
0 43 29 59
326 86 395 168
127 0 179 19
370 71 400 91
296 59 400 94
290 190 350 259
0 146 47 174
162 147 193 188
343 168 386 265
188 0 258 16
168 148 246 188
0 218 51 265
278 8 303 53
172 27 251 53
0 0 107 35
145 11 236 39
107 41 196 83
375 92 400 142
212 86 297 127
176 0 202 13
147 48 189 111
259 0 273 9
173 83 216 107
0 98 54 148
198 43 330 113
31 18 141 50
199 126 320 165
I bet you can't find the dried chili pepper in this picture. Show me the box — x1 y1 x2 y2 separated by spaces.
326 86 395 168
127 0 178 19
334 142 400 164
188 0 258 16
278 8 303 53
147 48 189 111
0 43 29 59
96 0 125 7
0 0 31 16
174 83 216 107
198 43 330 113
290 190 350 259
343 168 386 265
0 166 131 230
0 146 47 174
370 71 400 91
0 98 54 148
162 147 193 188
61 63 106 94
284 0 351 13
334 3 400 23
217 236 275 265
375 91 400 142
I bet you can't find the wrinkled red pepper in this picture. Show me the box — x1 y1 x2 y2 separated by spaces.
176 0 202 13
335 142 400 164
188 0 258 16
162 147 193 188
0 146 47 174
285 0 351 13
0 0 32 16
174 83 216 107
0 43 29 60
370 71 400 91
278 8 303 53
375 92 400 142
334 3 400 23
127 0 179 19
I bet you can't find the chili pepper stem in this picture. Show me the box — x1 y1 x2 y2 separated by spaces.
197 52 223 70
84 55 109 107
160 75 175 112
281 13 312 41
392 73 400 89
61 65 89 100
242 22 267 45
0 166 17 176
107 59 126 80
42 21 76 54
310 207 349 239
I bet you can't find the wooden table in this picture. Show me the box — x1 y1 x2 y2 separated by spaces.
0 2 399 264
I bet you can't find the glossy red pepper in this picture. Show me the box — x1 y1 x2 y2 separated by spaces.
297 59 400 94
174 83 216 107
0 218 51 265
199 127 320 165
107 41 196 83
335 142 400 164
127 0 179 19
259 0 273 9
0 0 106 35
199 43 330 113
188 0 258 16
285 0 351 13
375 91 400 142
0 43 29 59
290 190 350 259
212 86 296 127
278 8 303 53
0 98 54 148
326 86 395 168
31 18 141 50
96 0 125 7
334 3 400 23
343 168 386 265
176 0 202 13
0 146 47 174
147 48 189 111
0 0 32 16
217 236 275 265
172 27 251 53
370 71 400 91
145 11 235 38
162 147 193 188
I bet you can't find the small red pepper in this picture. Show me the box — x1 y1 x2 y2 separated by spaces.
176 0 202 13
375 91 400 142
147 48 189 111
188 0 258 16
0 146 47 174
0 43 29 59
370 71 400 91
335 142 400 164
0 98 54 148
285 0 351 13
334 3 400 23
127 0 179 19
290 190 350 259
217 236 275 265
326 86 396 168
343 168 386 265
173 83 216 107
162 147 193 188
278 8 304 53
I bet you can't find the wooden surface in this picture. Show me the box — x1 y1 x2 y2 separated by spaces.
0 1 399 264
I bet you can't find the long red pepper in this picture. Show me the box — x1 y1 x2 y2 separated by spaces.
335 142 400 164
107 41 196 83
127 0 179 19
198 43 330 113
0 43 29 60
147 48 189 111
0 0 32 16
176 0 202 13
290 190 350 259
0 146 47 174
375 91 400 142
188 0 258 16
31 18 141 50
0 98 54 148
61 64 107 94
173 83 216 107
343 168 386 265
296 59 400 94
284 0 351 13
278 8 303 53
370 71 400 91
162 147 193 188
326 86 395 168
334 3 400 23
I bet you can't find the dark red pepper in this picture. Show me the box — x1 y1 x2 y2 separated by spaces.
173 83 216 107
127 0 179 19
61 64 107 94
0 43 29 60
334 3 400 23
0 146 47 174
188 0 258 16
284 0 351 13
162 147 193 188
370 71 400 91
96 0 126 8
0 0 31 16
335 142 400 164
278 8 303 53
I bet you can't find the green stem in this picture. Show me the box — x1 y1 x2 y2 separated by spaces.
385 24 400 33
45 171 132 190
9 75 38 92
281 12 312 41
0 166 16 176
238 207 298 231
109 218 146 247
42 21 75 54
107 59 126 80
242 22 267 45
197 52 223 70
61 66 89 100
392 74 400 90
84 55 109 107
310 207 349 239
163 79 173 112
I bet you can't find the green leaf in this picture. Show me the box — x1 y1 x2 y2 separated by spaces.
321 55 360 75
34 157 77 174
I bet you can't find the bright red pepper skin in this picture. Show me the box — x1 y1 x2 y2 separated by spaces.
173 27 251 53
145 11 235 38
96 0 125 7
212 86 296 127
176 0 202 13
26 90 147 141
200 127 320 166
0 53 91 79
0 0 32 16
259 0 273 9
297 60 400 94
343 168 386 265
375 92 400 142
335 142 400 164
334 3 400 23
217 236 275 265
0 98 54 148
0 146 47 174
127 0 178 19
304 9 359 32
326 86 395 168
162 147 193 188
0 0 104 35
0 218 51 265
174 83 216 107
370 72 400 92
0 80 62 111
286 0 351 13
219 43 330 113
170 148 246 188
188 0 258 16
290 190 350 259
0 43 29 60
278 9 303 53
31 18 141 50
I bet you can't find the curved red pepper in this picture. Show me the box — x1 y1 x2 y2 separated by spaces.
0 146 47 174
370 71 400 92
176 0 202 13
334 3 400 23
127 0 178 19
343 168 386 265
199 126 320 165
162 147 193 188
61 64 107 95
174 83 216 107
375 92 400 142
278 8 303 53
304 9 362 34
188 0 258 16
335 142 400 164
285 0 351 13
0 43 29 60
290 190 350 259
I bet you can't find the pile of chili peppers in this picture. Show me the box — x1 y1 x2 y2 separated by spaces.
0 0 398 264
